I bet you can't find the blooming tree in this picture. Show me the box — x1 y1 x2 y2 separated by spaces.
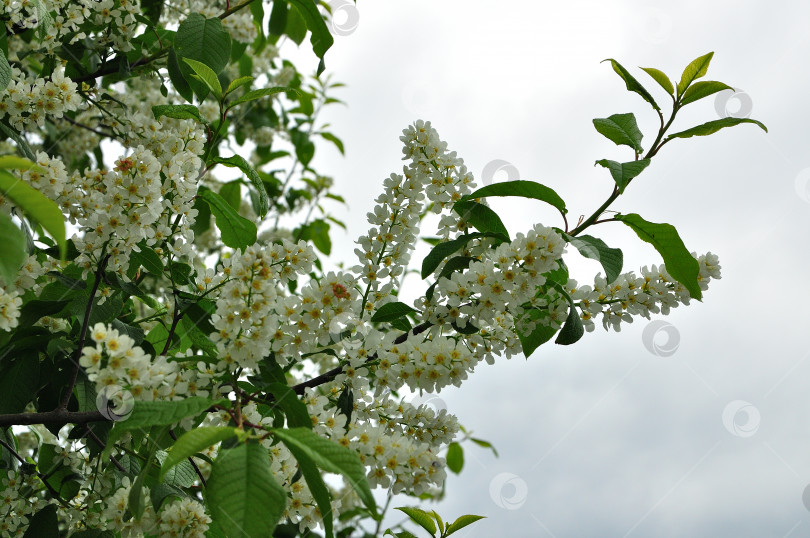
0 1 767 537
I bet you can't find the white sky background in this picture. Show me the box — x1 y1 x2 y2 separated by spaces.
282 1 810 536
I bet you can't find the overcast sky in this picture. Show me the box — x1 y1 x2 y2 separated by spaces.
285 1 810 536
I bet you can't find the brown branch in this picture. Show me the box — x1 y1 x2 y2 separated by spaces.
59 254 111 410
218 0 260 19
290 321 433 395
0 438 69 505
84 425 128 473
0 410 108 427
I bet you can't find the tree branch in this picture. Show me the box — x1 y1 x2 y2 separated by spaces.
0 410 108 427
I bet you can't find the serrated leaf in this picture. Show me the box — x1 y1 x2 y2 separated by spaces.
453 200 510 240
445 514 486 536
446 442 464 474
676 52 714 98
174 13 231 74
213 155 269 217
603 58 659 110
288 0 334 74
593 113 644 154
679 80 734 106
0 50 11 91
271 427 375 512
554 300 584 345
615 213 702 300
462 180 566 214
640 67 675 96
225 75 254 95
421 232 505 279
228 86 298 107
207 443 286 537
167 48 193 103
281 435 336 538
199 189 257 250
593 158 651 193
266 382 312 429
665 117 767 140
0 169 66 259
395 507 437 536
0 121 36 160
564 234 623 284
152 104 203 122
0 212 27 285
160 427 238 482
183 58 222 99
371 302 418 323
131 244 163 276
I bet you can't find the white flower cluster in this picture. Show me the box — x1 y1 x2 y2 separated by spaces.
0 67 80 131
0 288 22 331
569 252 722 332
211 242 317 371
79 323 218 401
185 0 256 43
157 497 212 538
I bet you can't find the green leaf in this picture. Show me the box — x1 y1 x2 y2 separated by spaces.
679 81 734 106
676 52 714 98
0 212 27 284
288 0 335 74
615 213 702 300
593 158 651 193
421 232 506 279
665 117 767 140
160 426 238 482
141 0 163 25
640 67 674 96
463 180 567 214
0 121 35 160
22 504 58 538
602 59 659 111
384 531 418 538
207 443 287 538
218 180 241 211
266 382 312 429
446 442 464 474
371 301 418 323
199 189 257 250
271 427 376 512
284 3 307 44
167 48 194 103
470 437 499 457
0 354 39 415
453 200 510 240
300 218 331 254
182 58 223 99
563 234 623 284
592 113 643 154
213 155 269 217
395 507 437 537
445 515 486 536
0 169 66 259
106 398 221 457
174 13 232 75
0 155 39 171
319 132 345 155
152 104 203 123
225 75 254 95
131 244 163 276
554 300 584 346
281 435 336 538
0 50 11 91
228 86 298 107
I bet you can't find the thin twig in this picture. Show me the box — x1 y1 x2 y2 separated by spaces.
0 438 69 506
59 254 111 410
169 429 207 487
84 426 128 473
